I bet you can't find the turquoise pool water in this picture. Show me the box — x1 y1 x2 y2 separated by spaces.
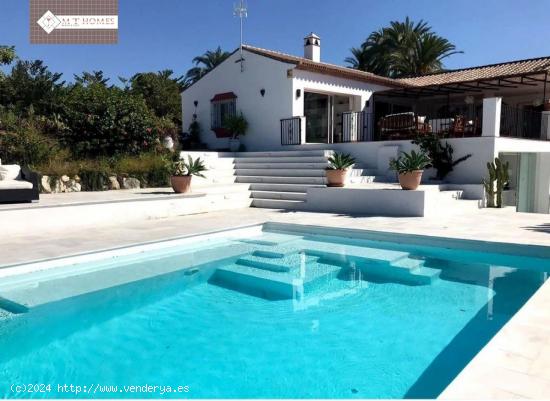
0 227 548 399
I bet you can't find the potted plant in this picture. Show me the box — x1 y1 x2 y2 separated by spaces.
326 152 356 187
223 113 248 152
389 150 431 190
170 156 207 194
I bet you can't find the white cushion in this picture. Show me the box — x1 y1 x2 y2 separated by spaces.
0 165 21 181
417 116 426 123
0 179 33 190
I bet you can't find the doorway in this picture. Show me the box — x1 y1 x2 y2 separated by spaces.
304 92 330 143
304 92 353 143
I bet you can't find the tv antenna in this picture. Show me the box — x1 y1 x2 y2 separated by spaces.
233 0 247 72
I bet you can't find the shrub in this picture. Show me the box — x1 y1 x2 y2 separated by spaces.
412 133 471 180
113 153 171 187
223 113 248 139
0 113 60 166
60 84 160 158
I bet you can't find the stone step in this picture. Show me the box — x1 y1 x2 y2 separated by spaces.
232 150 333 157
249 183 325 192
251 198 306 210
233 156 328 163
235 168 326 177
250 191 307 201
234 162 328 169
236 176 326 185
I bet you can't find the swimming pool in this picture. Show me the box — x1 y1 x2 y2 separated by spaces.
0 223 548 399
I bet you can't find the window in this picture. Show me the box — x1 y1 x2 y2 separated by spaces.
210 92 237 137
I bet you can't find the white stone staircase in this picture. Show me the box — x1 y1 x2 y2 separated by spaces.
181 150 334 209
180 150 485 213
233 150 333 209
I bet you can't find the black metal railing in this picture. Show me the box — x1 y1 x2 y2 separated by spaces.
338 112 373 142
280 117 301 145
500 104 545 140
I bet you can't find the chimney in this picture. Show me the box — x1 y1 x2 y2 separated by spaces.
304 33 320 62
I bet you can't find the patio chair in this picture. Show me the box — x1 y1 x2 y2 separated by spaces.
449 115 465 137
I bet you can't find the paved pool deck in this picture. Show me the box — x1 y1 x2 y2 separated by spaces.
2 206 550 398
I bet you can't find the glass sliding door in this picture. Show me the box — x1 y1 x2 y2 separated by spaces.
304 92 330 143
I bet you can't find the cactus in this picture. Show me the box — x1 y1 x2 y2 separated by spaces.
494 158 510 208
482 158 509 208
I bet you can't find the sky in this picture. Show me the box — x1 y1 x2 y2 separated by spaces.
0 0 549 83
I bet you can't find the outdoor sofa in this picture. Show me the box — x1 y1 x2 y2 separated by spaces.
0 163 40 203
377 112 431 140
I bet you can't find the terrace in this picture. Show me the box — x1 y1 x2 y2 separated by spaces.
281 57 550 144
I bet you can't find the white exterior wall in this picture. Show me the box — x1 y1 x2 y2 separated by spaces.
182 50 295 151
182 51 391 151
291 69 389 117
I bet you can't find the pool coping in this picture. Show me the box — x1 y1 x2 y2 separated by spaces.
2 220 550 398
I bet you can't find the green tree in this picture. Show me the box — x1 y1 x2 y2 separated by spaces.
184 46 230 85
74 70 110 87
0 46 16 67
346 17 461 77
129 69 183 123
0 59 65 114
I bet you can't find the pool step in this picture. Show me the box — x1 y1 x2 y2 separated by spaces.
209 253 341 300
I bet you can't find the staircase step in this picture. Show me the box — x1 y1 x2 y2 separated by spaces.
234 156 328 163
250 191 307 201
236 176 326 185
249 183 325 192
251 198 306 210
232 150 333 157
234 162 328 169
235 255 292 272
235 168 326 177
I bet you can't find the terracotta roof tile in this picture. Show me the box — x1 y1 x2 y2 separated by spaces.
396 57 550 87
242 45 404 88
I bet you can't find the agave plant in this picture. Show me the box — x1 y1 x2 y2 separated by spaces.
389 150 431 174
172 156 207 178
327 152 356 170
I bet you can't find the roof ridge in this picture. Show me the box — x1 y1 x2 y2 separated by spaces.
241 44 403 86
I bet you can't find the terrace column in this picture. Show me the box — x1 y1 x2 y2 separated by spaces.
482 97 502 137
299 116 307 144
541 112 550 140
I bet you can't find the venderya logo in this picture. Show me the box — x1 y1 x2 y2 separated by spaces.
31 0 118 44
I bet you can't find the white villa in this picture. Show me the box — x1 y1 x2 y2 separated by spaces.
182 34 550 215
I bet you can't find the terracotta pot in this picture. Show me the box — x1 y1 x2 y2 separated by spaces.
398 170 423 190
171 175 192 193
326 169 348 187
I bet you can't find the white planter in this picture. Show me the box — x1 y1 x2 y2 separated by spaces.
229 138 240 152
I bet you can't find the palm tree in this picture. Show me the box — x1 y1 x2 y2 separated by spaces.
346 17 461 78
184 46 231 85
